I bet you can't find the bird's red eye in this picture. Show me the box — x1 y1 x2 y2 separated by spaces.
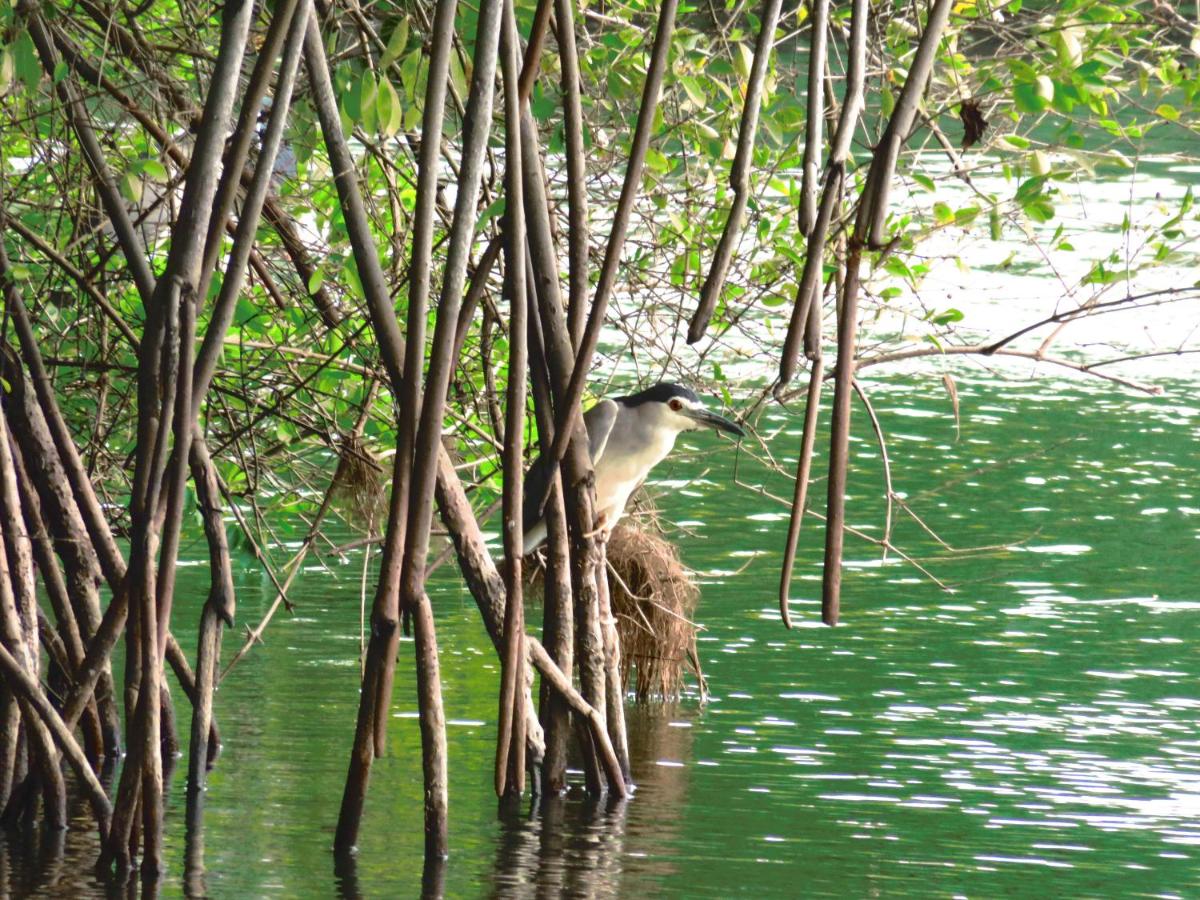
669 399 683 412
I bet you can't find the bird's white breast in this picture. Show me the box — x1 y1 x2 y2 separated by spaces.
591 405 678 527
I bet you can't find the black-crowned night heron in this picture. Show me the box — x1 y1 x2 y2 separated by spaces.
522 382 744 550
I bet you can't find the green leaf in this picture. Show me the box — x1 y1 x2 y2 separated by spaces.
1074 60 1107 85
1024 197 1055 223
449 52 470 99
342 256 364 299
400 47 423 103
235 296 258 327
733 43 753 80
139 159 168 182
644 146 670 174
376 77 402 137
120 171 143 203
1014 77 1052 114
911 172 936 192
357 71 378 132
880 85 895 118
531 90 556 122
381 19 409 67
342 71 363 122
475 195 506 233
12 31 41 91
1155 103 1180 122
954 206 980 227
1054 28 1083 67
1015 175 1047 204
989 206 1003 240
680 75 706 108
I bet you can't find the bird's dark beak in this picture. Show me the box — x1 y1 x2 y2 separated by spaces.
684 407 745 438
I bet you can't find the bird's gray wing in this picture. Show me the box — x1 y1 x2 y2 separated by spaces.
522 398 618 544
583 398 618 466
522 452 551 539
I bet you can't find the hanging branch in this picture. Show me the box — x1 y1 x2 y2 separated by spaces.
519 108 625 796
366 0 463 760
777 356 823 629
495 0 528 801
306 2 537 851
822 0 953 626
175 6 312 815
183 436 235 842
397 0 502 852
104 278 180 873
301 0 451 851
102 0 253 867
153 286 197 689
509 10 608 792
778 0 865 626
524 261 577 793
688 0 785 343
852 379 894 559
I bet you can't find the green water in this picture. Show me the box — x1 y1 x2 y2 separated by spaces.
7 371 1198 897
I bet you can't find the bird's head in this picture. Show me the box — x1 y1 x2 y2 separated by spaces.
617 382 745 438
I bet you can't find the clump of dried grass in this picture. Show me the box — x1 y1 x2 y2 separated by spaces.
606 521 703 702
524 514 705 703
330 434 384 530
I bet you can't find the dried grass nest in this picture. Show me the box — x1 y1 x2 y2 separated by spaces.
528 516 706 703
330 433 385 529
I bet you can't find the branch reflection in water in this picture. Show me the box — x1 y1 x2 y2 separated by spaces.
489 704 694 894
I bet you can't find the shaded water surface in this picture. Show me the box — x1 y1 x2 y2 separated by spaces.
5 373 1199 897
